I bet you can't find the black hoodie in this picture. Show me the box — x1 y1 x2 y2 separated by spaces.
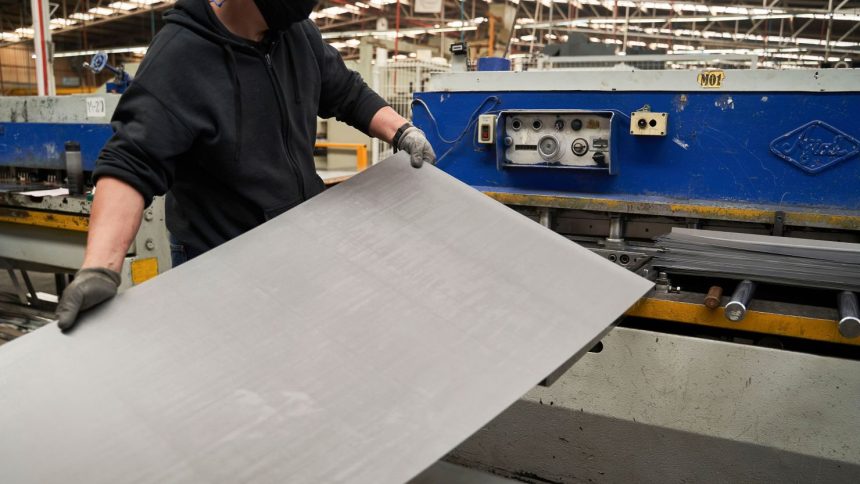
94 0 388 254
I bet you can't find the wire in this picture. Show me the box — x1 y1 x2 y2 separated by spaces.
412 96 501 144
412 96 502 166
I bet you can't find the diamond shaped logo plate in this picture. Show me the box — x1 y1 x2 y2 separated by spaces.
770 120 860 174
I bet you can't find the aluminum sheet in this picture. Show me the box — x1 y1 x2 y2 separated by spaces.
0 153 651 484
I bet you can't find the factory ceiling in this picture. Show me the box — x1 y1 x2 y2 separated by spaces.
0 0 857 65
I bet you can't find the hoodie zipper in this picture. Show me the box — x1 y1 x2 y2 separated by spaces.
264 42 307 200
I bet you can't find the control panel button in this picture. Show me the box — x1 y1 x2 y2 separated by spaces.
538 135 561 161
630 111 668 136
592 151 606 165
477 114 497 144
571 119 583 131
571 138 589 156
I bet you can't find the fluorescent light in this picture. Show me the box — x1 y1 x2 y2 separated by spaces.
51 18 79 27
109 2 140 11
53 45 150 58
70 13 95 21
88 7 117 16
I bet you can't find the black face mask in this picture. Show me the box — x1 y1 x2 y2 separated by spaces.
252 0 318 31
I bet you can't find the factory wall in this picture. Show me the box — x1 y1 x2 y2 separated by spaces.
0 44 113 95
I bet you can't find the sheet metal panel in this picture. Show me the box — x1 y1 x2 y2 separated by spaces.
0 154 651 483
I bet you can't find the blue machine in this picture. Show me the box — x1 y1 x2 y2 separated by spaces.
414 69 860 213
411 67 860 483
0 122 112 172
412 67 860 338
0 95 118 178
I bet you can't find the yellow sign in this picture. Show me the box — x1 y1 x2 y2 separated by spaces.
697 70 725 88
130 258 159 285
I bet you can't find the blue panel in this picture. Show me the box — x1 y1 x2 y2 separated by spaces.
413 91 860 210
0 122 113 171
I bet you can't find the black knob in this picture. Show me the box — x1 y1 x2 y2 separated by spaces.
592 151 606 165
571 119 583 131
637 118 647 129
554 119 565 131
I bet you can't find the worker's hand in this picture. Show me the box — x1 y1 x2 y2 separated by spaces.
56 267 121 333
397 127 436 168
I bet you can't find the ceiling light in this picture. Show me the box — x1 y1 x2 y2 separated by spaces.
88 7 117 16
109 2 140 11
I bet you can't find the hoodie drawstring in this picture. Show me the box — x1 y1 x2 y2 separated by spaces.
222 44 243 164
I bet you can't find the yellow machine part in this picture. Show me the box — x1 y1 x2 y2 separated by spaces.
130 258 159 285
0 208 89 232
628 297 858 347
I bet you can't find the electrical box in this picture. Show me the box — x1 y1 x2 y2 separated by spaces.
630 111 668 136
477 114 496 144
498 110 618 174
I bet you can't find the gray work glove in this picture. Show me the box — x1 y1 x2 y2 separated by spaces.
397 127 437 168
56 267 121 333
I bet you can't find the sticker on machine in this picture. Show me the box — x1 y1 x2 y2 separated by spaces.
697 70 725 88
85 97 107 117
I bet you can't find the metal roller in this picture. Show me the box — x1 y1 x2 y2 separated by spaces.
704 286 723 309
837 291 860 339
725 280 756 322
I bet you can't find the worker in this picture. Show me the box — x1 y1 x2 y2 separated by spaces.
55 0 435 331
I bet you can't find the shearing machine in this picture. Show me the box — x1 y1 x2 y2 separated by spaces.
413 68 860 482
0 94 170 341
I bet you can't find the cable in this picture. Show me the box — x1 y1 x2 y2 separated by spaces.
412 96 501 144
412 96 502 166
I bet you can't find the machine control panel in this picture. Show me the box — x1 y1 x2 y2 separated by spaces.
500 110 616 173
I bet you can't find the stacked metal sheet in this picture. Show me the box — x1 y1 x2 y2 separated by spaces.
654 228 860 290
0 154 651 484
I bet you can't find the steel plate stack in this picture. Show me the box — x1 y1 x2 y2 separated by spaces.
654 228 860 290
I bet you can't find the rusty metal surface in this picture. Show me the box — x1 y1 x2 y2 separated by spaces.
0 153 650 483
